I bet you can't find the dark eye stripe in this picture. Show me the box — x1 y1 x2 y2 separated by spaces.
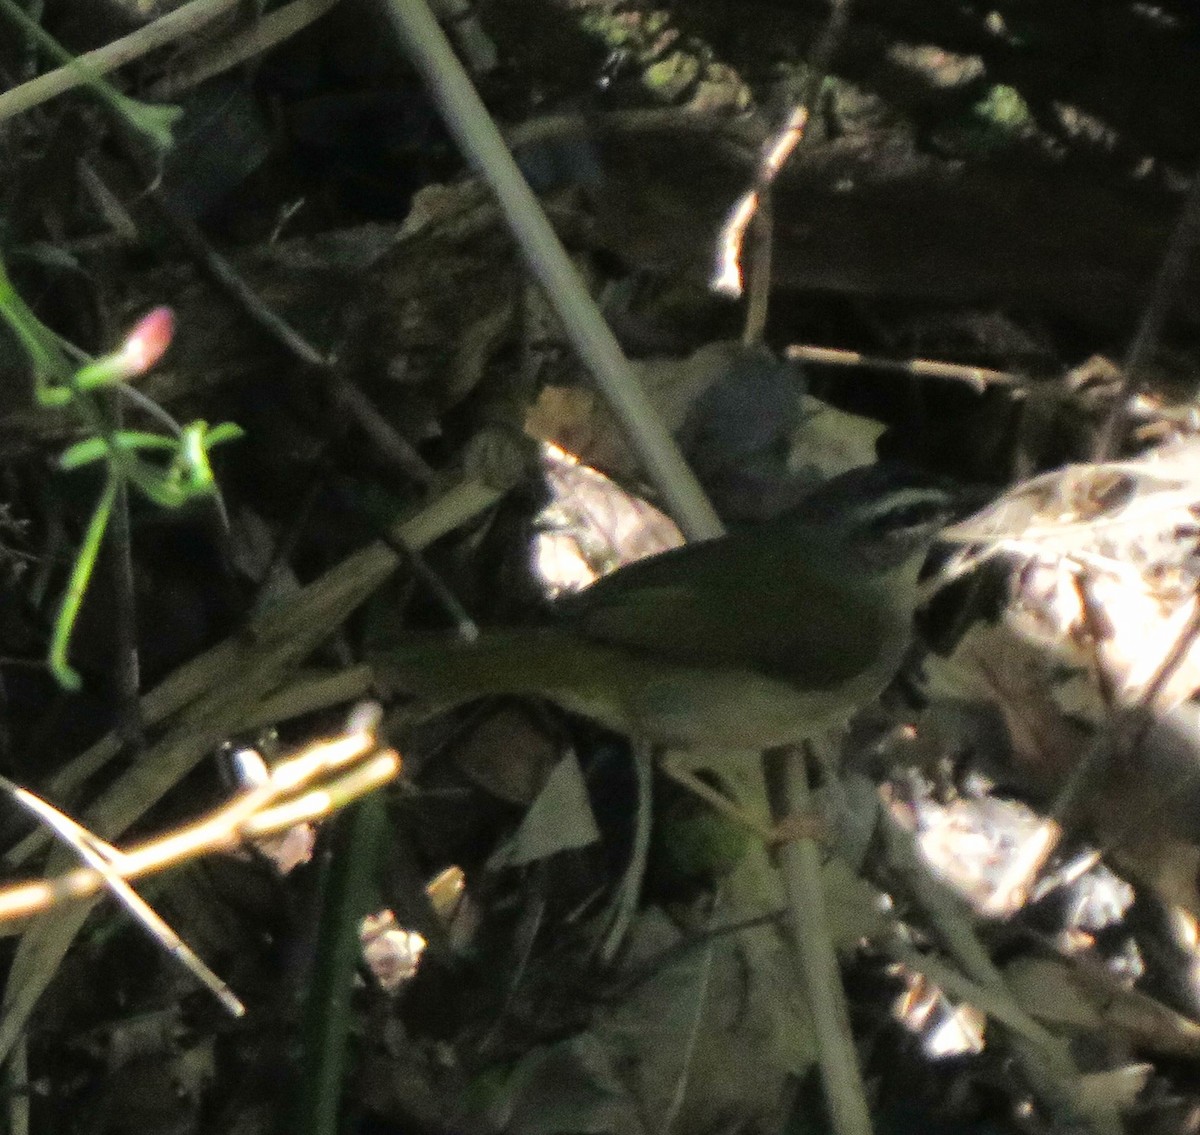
860 488 952 533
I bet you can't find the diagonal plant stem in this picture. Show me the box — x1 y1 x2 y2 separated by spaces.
375 0 722 542
877 810 1102 1131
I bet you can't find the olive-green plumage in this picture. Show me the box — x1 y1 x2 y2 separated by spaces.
372 479 950 749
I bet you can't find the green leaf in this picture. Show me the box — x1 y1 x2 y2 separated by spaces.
204 421 246 447
58 437 110 470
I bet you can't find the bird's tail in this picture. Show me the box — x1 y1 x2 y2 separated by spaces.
368 628 638 728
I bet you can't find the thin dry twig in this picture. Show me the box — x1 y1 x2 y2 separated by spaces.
143 190 331 369
713 108 809 300
786 344 1024 394
0 776 246 1015
0 729 399 926
741 193 773 345
712 0 853 302
328 372 438 485
1051 566 1200 833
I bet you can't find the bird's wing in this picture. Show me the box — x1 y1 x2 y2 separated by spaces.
568 568 896 688
372 629 852 749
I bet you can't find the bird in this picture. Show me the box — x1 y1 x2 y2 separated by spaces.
370 467 956 751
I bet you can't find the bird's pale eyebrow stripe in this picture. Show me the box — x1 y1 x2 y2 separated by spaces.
875 487 951 514
849 487 951 529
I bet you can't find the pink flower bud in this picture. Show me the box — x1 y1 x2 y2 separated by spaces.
118 306 174 376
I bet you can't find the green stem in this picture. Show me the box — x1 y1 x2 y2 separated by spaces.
0 259 74 395
297 793 389 1135
0 0 181 150
49 468 118 690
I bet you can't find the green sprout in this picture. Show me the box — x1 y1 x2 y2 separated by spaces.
0 258 243 690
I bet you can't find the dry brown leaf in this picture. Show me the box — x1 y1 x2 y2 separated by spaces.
927 620 1092 796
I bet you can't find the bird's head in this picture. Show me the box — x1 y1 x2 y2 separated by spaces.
785 464 962 576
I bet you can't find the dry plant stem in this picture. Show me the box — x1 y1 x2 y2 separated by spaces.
712 112 805 297
0 752 398 925
877 812 1100 1130
883 933 1064 1053
1075 576 1117 712
713 0 852 298
0 777 245 1016
329 373 438 485
599 740 653 965
1094 167 1200 460
1048 605 1200 878
1136 599 1200 709
0 479 497 1065
322 474 477 637
1060 938 1200 1060
662 897 718 1135
141 186 438 486
785 344 1023 393
377 0 723 542
78 160 139 242
147 0 342 99
658 753 780 845
0 723 386 917
772 746 872 1135
144 189 331 369
353 508 479 641
0 0 241 122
